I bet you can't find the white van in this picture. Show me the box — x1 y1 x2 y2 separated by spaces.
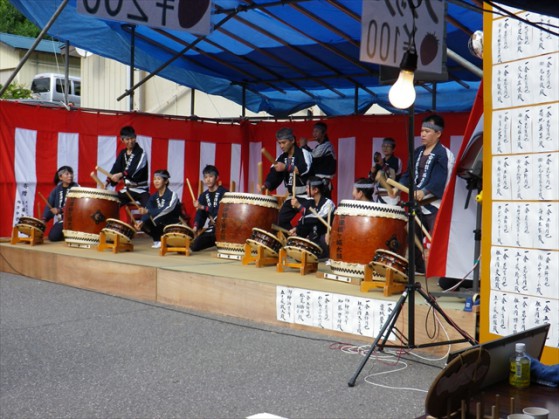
31 73 81 106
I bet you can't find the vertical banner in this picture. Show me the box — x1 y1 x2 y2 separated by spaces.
13 128 37 223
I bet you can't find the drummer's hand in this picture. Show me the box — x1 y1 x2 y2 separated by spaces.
415 189 426 201
193 200 200 210
299 137 308 147
274 162 286 172
288 228 297 236
110 173 123 183
50 208 60 215
134 221 143 231
292 166 299 175
137 207 148 215
290 197 300 209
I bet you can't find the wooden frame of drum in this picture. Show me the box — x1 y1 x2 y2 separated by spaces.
161 224 195 256
10 216 46 246
98 218 136 253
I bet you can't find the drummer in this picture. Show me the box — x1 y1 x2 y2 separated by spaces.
134 169 181 249
190 165 228 252
262 127 312 230
352 178 375 202
106 125 150 206
41 165 79 242
369 137 403 205
289 176 335 259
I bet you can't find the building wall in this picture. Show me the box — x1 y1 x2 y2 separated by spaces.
0 44 80 88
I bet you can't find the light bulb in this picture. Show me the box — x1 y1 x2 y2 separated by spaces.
388 69 416 109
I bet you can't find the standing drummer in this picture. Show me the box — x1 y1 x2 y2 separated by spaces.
289 176 335 260
134 169 181 249
106 125 150 206
41 165 79 242
262 127 312 230
190 165 228 252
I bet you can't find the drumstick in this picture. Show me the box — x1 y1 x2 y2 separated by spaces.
37 191 53 209
386 178 438 206
124 205 135 223
308 207 332 232
292 170 296 197
414 215 432 242
186 178 197 205
271 223 291 235
257 162 263 194
230 180 236 192
405 224 424 252
375 170 395 197
95 165 112 178
124 189 141 210
90 171 105 189
261 148 275 164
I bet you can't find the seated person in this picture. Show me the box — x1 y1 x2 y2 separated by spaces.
190 165 228 252
369 137 402 205
42 166 79 242
289 176 335 260
134 169 181 248
262 127 312 230
352 177 375 202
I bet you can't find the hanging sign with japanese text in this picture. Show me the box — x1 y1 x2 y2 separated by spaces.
77 0 212 35
360 0 446 74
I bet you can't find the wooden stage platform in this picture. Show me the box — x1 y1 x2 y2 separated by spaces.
0 234 476 354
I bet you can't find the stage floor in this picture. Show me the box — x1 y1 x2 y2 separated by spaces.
0 234 475 353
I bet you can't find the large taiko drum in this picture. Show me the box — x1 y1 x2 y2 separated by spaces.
215 193 279 258
328 200 408 278
63 187 120 247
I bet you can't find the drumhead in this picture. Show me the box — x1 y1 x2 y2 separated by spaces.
67 187 119 202
16 216 46 232
220 192 279 209
164 224 194 236
335 199 407 221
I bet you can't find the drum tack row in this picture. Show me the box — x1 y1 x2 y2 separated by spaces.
11 190 410 295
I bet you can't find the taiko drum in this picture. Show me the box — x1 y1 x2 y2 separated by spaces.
215 193 279 258
63 187 120 247
328 200 408 278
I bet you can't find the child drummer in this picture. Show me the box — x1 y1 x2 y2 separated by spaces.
134 169 181 249
289 176 335 260
190 165 228 252
42 166 79 242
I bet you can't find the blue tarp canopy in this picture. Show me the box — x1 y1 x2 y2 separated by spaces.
8 0 495 116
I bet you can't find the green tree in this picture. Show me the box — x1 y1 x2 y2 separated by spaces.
0 82 32 99
0 0 41 37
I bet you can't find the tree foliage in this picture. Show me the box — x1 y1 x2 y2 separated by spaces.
0 83 32 99
0 0 41 37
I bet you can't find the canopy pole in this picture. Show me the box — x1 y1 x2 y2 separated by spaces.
129 25 136 112
0 0 69 97
447 48 483 78
432 82 437 111
64 40 70 105
117 11 239 102
190 88 196 117
242 85 246 118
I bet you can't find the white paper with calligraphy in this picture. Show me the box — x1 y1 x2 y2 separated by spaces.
276 287 395 339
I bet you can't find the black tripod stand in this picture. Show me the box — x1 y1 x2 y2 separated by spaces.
348 108 477 387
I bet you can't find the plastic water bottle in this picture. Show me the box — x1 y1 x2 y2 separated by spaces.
509 342 530 388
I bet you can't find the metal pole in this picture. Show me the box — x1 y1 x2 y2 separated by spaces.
129 25 136 112
0 0 70 97
64 40 70 105
407 105 416 346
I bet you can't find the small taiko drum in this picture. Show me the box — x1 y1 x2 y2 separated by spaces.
162 224 195 247
101 218 136 243
246 228 283 257
284 236 322 263
15 216 46 237
371 249 409 283
215 193 279 258
329 200 407 278
63 187 120 247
